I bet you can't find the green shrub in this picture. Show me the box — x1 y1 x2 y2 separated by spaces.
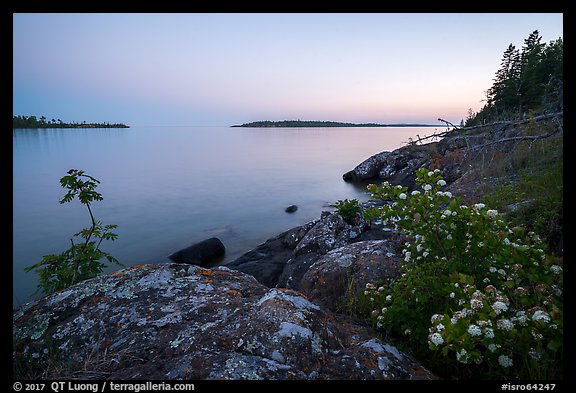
333 198 361 223
358 168 563 379
25 169 123 295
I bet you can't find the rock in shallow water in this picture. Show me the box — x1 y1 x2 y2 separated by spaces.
168 237 225 266
13 263 435 380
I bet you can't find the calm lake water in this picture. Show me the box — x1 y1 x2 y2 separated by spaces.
13 125 440 308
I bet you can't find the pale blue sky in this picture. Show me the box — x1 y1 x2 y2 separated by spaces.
13 13 563 126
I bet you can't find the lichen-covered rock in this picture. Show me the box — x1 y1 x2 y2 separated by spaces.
299 240 403 312
343 146 430 188
13 263 434 380
293 211 352 256
343 151 391 182
276 211 371 290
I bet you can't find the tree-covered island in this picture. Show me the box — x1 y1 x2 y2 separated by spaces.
231 120 440 128
13 115 129 129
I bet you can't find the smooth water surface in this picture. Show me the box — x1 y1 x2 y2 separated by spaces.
13 125 438 307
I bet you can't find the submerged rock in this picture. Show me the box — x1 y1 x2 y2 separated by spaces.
13 263 435 380
285 205 298 213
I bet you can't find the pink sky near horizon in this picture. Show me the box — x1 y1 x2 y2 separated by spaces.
13 13 563 126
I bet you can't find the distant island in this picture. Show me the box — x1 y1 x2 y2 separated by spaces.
231 120 440 128
13 115 129 129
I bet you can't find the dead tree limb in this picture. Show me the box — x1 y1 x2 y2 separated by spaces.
468 125 562 151
438 118 461 130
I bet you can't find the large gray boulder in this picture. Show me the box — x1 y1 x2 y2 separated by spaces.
13 263 435 380
343 146 430 187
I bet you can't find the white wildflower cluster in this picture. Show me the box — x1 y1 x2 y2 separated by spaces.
456 348 470 364
532 310 551 324
496 318 514 331
498 354 513 368
467 324 482 337
365 168 562 377
429 332 444 346
486 209 499 219
550 264 563 275
483 327 495 339
491 301 508 315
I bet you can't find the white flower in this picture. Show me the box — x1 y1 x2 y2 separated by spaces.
437 179 446 187
385 295 392 302
467 324 482 337
498 354 513 368
449 292 455 298
456 349 469 364
550 265 563 275
404 329 411 335
443 209 452 216
429 332 444 346
496 319 514 331
474 203 486 210
491 301 508 315
377 286 385 292
484 328 495 339
486 209 498 219
422 251 429 258
488 343 498 352
428 171 434 177
423 184 432 191
431 314 444 323
477 242 484 248
398 193 407 200
503 238 510 245
434 169 440 174
470 298 483 310
411 190 421 196
532 310 551 323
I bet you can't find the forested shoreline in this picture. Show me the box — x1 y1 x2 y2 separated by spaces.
232 120 439 128
13 115 129 129
463 30 562 126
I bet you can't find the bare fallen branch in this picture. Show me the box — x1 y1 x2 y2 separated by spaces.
468 125 562 151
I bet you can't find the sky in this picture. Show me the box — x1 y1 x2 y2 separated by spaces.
13 13 563 126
